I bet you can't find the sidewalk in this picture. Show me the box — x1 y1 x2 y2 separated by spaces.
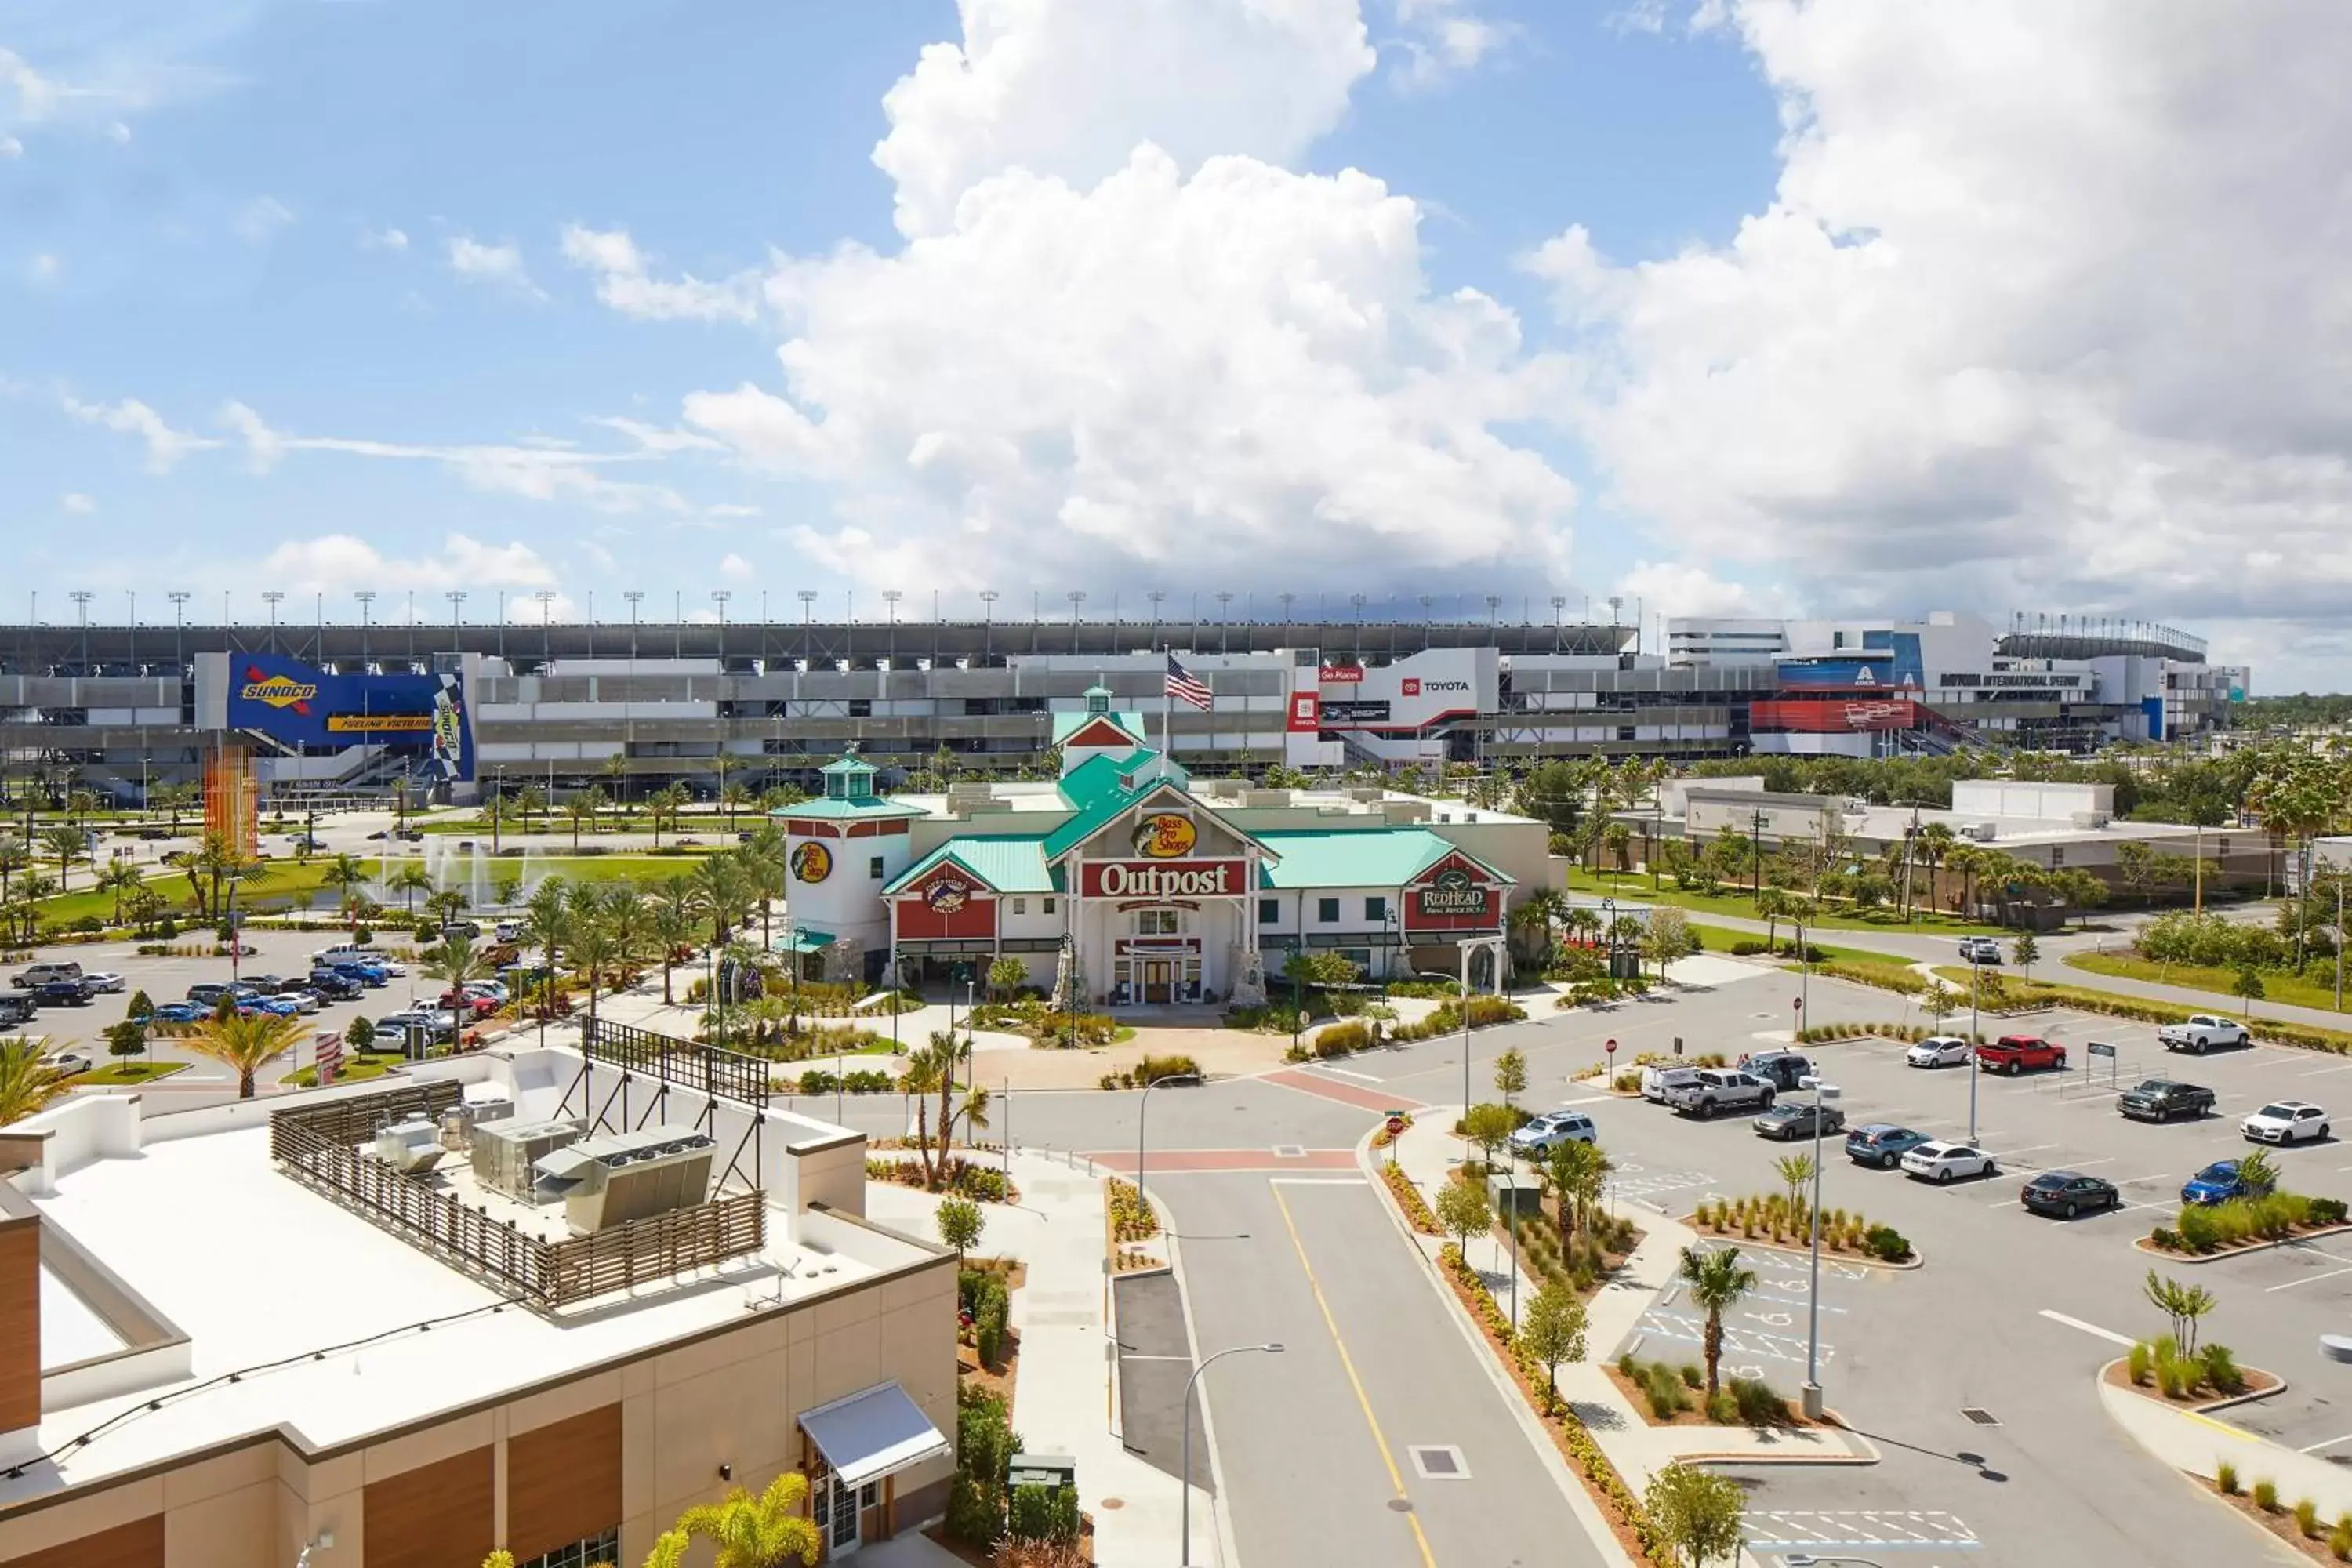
2100 1366 2352 1517
863 1150 1197 1567
1386 1109 1874 1485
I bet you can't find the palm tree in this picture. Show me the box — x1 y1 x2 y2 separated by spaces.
707 753 742 829
741 823 789 951
524 876 572 1018
1755 887 1789 952
320 852 372 935
648 782 691 848
1914 821 1955 913
1677 1244 1759 1397
563 786 607 851
1508 886 1569 969
420 934 491 1050
96 858 147 927
720 781 750 833
929 1028 971 1189
647 882 698 1005
39 824 86 891
673 1470 822 1567
0 835 30 903
690 851 755 955
187 1010 302 1098
387 859 434 916
901 1040 950 1189
564 888 625 1035
601 749 632 808
186 829 268 923
515 784 549 833
0 1037 71 1127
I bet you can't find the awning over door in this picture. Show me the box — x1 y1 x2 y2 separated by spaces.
800 1382 951 1489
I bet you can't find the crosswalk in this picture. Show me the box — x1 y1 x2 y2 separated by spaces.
1744 1508 1981 1551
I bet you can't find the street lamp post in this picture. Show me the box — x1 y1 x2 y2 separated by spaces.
1968 954 1982 1145
1457 932 1508 1143
1180 1343 1283 1567
1799 1074 1840 1421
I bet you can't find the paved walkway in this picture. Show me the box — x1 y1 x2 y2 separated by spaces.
2100 1367 2352 1521
1386 1109 1874 1485
864 1150 1196 1567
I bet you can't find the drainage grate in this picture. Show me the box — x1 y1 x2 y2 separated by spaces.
1272 1144 1308 1159
1961 1407 2002 1426
1410 1445 1469 1479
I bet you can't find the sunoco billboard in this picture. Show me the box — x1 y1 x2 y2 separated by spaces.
227 655 474 782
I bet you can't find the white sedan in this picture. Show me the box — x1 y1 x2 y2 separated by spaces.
82 971 127 994
1901 1141 1998 1184
2243 1101 2330 1145
1906 1035 1973 1068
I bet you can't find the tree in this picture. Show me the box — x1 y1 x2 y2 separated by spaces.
1642 906 1696 978
2012 932 2039 983
1677 1243 1759 1396
320 853 372 935
515 784 549 831
2143 1269 2218 1353
1772 1152 1814 1219
937 1196 985 1264
2233 964 2267 1019
524 875 572 1018
1462 1102 1517 1169
186 1010 302 1099
0 836 28 902
1492 1046 1528 1105
1544 1138 1610 1243
648 879 698 1005
673 1471 824 1567
2235 1146 2281 1196
1519 1281 1588 1399
1436 1173 1495 1254
0 1037 70 1126
648 782 691 848
931 1029 972 1183
346 1014 376 1053
420 934 490 1050
95 858 145 927
39 824 86 891
985 954 1026 1004
902 1040 951 1190
1646 1461 1747 1568
563 786 607 851
387 859 433 915
1282 948 1359 1011
1920 980 1959 1030
103 1017 147 1064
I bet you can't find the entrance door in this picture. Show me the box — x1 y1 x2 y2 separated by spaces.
1143 960 1173 1004
814 1472 862 1556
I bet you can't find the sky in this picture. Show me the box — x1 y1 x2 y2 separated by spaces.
3 0 2346 691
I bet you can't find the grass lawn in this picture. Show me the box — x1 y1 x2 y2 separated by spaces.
79 1059 189 1086
1688 920 1918 971
1562 865 2007 937
31 855 346 927
279 1051 405 1087
2067 952 2350 1017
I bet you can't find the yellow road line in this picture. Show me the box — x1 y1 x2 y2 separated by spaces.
1272 1183 1439 1568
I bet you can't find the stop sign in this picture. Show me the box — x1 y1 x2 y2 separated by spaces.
1605 1037 1618 1055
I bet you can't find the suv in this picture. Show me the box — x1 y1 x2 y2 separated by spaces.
1976 1035 2067 1075
14 961 83 988
1958 938 2003 965
1741 1051 1816 1092
2118 1079 2216 1123
0 993 34 1027
1509 1109 1599 1156
1846 1123 1933 1169
306 969 364 1000
34 977 92 1007
1668 1069 1775 1119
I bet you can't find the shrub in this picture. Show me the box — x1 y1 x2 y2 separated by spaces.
2175 1207 2220 1253
2332 1518 2352 1562
2299 1499 2323 1539
2201 1342 2244 1394
1644 1370 1686 1419
1617 1351 1639 1379
2149 1225 2183 1252
1863 1224 1911 1262
2314 1196 2349 1226
1134 1053 1201 1084
1730 1377 1787 1425
972 1276 1011 1368
1315 1021 1373 1057
2216 1459 2239 1494
1706 1391 1740 1424
2255 1479 2280 1513
2128 1342 2152 1386
1679 1363 1703 1390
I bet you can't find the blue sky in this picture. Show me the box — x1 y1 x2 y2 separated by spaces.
3 2 2338 689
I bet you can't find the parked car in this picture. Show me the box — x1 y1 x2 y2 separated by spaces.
436 989 499 1019
2243 1101 2331 1145
1845 1123 1934 1170
1640 1065 1701 1105
42 1051 93 1077
2158 1014 2252 1054
1905 1035 1973 1069
34 978 93 1007
1508 1109 1599 1156
81 971 126 994
1668 1069 1775 1118
494 920 526 944
1976 1035 2067 1075
278 989 322 1014
463 980 509 1004
2118 1079 2216 1123
149 1001 207 1024
14 960 84 988
1740 1051 1816 1092
330 960 390 988
0 993 37 1027
2183 1160 2274 1207
244 996 303 1018
1755 1102 1845 1142
1958 937 2004 965
439 921 482 941
241 974 291 995
305 969 364 1000
1901 1141 1998 1184
2021 1170 2121 1218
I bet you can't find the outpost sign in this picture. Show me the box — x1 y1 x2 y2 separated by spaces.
1080 859 1249 899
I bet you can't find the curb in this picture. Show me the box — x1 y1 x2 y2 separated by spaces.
2100 1356 2289 1423
2132 1222 2352 1264
1677 1218 1925 1271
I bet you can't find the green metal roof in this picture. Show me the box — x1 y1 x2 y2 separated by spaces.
1042 757 1185 859
1254 829 1512 891
779 928 837 953
1052 709 1146 746
884 836 1061 896
768 796 929 822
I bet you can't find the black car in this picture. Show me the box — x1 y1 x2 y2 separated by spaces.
2021 1169 2121 1218
34 977 93 1007
1753 1102 1846 1142
2118 1079 2216 1123
306 969 364 1000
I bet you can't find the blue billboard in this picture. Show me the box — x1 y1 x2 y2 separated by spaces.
228 655 474 782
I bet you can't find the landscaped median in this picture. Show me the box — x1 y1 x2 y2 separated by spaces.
1685 1195 1918 1269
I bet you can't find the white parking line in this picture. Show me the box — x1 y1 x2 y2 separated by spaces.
2302 1062 2352 1077
2039 1308 2136 1346
1312 1066 1383 1083
2266 1266 2352 1293
2301 1432 2352 1454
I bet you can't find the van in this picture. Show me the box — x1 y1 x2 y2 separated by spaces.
1641 1065 1700 1104
1742 1051 1816 1092
312 943 387 967
14 961 84 988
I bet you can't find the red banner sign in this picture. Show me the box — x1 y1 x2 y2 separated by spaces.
1080 858 1249 899
1286 692 1320 732
1318 664 1365 684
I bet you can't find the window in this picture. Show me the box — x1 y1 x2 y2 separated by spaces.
2049 847 2065 867
1365 895 1387 923
1138 909 1181 935
869 855 884 880
520 1532 622 1568
1317 897 1340 924
1011 898 1026 915
1260 898 1279 924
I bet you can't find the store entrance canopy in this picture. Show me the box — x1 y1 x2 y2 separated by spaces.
800 1383 950 1489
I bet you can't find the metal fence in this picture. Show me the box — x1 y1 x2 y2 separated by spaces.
581 1017 771 1108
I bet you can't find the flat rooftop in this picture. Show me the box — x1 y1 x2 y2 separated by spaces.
3 1080 931 1506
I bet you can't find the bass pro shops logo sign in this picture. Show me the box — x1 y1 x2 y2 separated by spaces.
789 841 833 884
240 666 319 714
1130 812 1198 858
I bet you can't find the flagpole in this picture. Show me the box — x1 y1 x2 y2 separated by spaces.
1163 657 1174 766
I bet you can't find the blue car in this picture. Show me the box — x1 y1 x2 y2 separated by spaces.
2181 1160 2274 1207
246 996 303 1018
332 960 390 987
149 1001 206 1023
1845 1123 1934 1170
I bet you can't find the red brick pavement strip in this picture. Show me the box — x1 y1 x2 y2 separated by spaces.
1259 1067 1425 1114
1085 1149 1360 1174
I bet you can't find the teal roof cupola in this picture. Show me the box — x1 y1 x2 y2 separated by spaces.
1083 684 1112 715
820 749 878 801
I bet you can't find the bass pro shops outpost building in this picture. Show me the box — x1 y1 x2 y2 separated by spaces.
0 1036 956 1568
772 689 1558 1003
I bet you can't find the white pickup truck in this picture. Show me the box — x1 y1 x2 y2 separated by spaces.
2158 1014 2252 1054
1667 1069 1777 1118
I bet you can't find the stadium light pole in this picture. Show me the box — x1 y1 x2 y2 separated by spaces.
1148 590 1165 652
260 590 284 655
1067 590 1085 655
1217 591 1233 655
1279 592 1296 647
978 590 997 662
169 591 190 670
446 590 466 655
70 590 92 673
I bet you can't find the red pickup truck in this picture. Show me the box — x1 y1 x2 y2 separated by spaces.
1976 1035 2067 1075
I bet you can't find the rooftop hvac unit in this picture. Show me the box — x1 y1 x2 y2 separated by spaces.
1959 822 1998 842
1348 787 1385 804
470 1116 587 1200
372 1116 449 1176
1241 789 1292 808
543 1124 717 1234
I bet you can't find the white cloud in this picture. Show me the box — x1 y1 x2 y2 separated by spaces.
1388 1 1512 90
107 120 130 145
871 0 1375 238
64 394 220 472
1539 0 2352 651
559 224 760 322
252 533 559 597
445 234 545 299
360 226 408 252
704 503 764 519
1610 558 1792 621
718 552 755 581
28 253 59 284
234 196 295 245
0 136 20 158
586 414 726 455
60 492 94 514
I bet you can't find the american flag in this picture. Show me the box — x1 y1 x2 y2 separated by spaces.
314 1029 344 1086
1164 653 1213 711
